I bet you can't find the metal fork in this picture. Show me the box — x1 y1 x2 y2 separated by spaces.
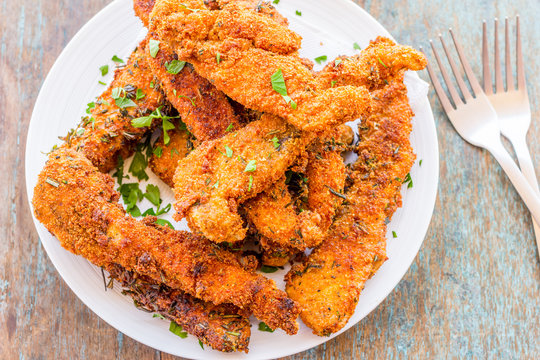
423 29 540 225
483 16 540 251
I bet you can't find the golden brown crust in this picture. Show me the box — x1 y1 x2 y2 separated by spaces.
149 0 374 132
285 79 418 336
65 36 167 172
133 0 155 27
106 264 251 352
149 125 194 187
32 149 300 334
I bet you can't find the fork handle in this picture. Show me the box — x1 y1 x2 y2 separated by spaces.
512 138 540 254
487 142 540 225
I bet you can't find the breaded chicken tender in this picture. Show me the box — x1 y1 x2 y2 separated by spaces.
149 0 377 132
65 37 167 172
107 264 251 352
33 149 300 334
285 79 418 336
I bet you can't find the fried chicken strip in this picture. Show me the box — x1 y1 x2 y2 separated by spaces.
285 78 418 336
66 37 168 172
106 264 251 352
33 149 300 334
149 0 378 132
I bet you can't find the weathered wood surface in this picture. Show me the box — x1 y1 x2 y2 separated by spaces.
1 0 539 359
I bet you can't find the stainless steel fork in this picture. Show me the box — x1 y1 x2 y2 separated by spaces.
423 29 540 225
482 16 540 252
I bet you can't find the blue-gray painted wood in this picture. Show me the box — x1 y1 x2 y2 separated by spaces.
0 0 538 359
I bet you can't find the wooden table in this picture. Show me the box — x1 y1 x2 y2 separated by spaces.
1 0 539 358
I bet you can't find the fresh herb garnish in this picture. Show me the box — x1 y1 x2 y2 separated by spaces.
244 160 257 172
402 173 413 188
271 69 297 109
335 59 342 66
129 151 149 181
153 313 165 319
99 65 109 76
314 55 327 64
153 146 163 158
155 218 175 229
144 184 161 206
226 123 234 132
225 145 233 158
216 52 221 64
353 42 361 51
162 119 175 145
271 137 280 149
165 60 186 74
260 265 278 273
273 0 280 3
248 175 253 191
295 10 302 16
258 322 275 332
178 95 196 106
169 321 188 338
149 40 160 58
86 102 96 114
119 183 144 216
377 56 388 68
111 55 124 63
331 80 337 88
199 339 204 350
392 231 397 238
136 88 145 100
419 159 423 166
98 81 106 86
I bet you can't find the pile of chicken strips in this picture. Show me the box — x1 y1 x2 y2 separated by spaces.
32 0 427 353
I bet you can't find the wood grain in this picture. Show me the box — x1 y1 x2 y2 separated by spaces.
1 0 538 359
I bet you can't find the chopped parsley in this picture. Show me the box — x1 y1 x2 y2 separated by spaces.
99 65 109 76
216 52 221 64
403 173 413 188
271 137 280 149
169 321 188 338
377 56 388 68
111 87 136 109
199 339 204 350
273 0 280 3
295 10 302 16
144 184 161 206
136 88 145 100
392 231 397 238
153 146 163 158
248 175 253 191
419 159 423 166
331 80 337 88
149 39 160 58
119 183 144 216
258 322 275 332
225 145 233 158
244 160 257 172
98 81 106 86
314 55 327 64
271 69 297 109
353 42 362 51
153 313 165 320
111 55 124 63
226 123 234 132
155 218 174 229
129 150 149 181
260 265 278 273
86 101 96 114
165 60 186 74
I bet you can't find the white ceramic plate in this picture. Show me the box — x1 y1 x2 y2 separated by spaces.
25 0 439 359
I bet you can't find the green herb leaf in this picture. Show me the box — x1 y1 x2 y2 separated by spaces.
353 42 362 51
402 173 413 189
162 119 175 145
153 313 165 319
153 146 163 158
244 160 257 172
225 145 233 158
271 137 280 149
169 321 188 338
149 40 160 58
155 218 175 229
419 159 423 166
178 94 195 106
86 102 96 114
260 265 278 273
271 69 297 109
248 175 253 191
295 10 302 16
199 339 204 349
377 56 388 68
136 88 145 100
258 322 275 332
129 151 149 181
314 55 327 64
99 65 109 76
144 184 161 206
392 231 397 238
226 123 234 132
273 0 280 3
331 80 337 88
165 60 186 74
132 116 152 128
335 59 342 66
115 97 137 109
98 81 107 86
216 52 221 64
112 55 124 63
111 87 124 99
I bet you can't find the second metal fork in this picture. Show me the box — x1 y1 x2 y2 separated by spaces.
424 28 540 226
483 16 540 250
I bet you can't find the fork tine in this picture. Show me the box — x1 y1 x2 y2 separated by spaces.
430 40 464 107
439 34 473 100
505 17 514 91
482 21 493 95
516 15 526 90
422 46 455 114
449 28 484 96
494 18 504 92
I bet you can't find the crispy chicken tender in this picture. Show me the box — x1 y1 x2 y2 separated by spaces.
145 40 242 141
65 37 167 172
106 264 251 352
285 79 418 336
32 149 300 334
148 124 194 187
173 114 316 243
133 0 155 27
245 126 350 252
149 0 376 132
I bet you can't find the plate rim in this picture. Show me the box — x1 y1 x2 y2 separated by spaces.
24 0 439 359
